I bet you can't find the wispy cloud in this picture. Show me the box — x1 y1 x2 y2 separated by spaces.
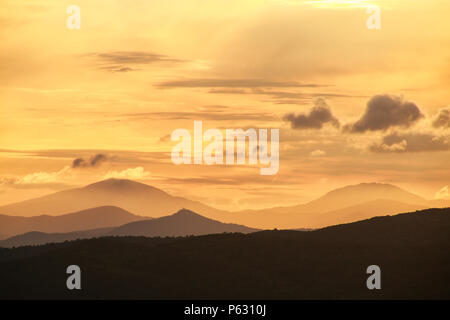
157 78 325 88
104 166 150 180
86 51 185 73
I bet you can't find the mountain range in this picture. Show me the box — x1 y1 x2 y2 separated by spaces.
0 178 225 218
0 206 144 239
0 178 449 234
0 209 258 247
1 207 448 299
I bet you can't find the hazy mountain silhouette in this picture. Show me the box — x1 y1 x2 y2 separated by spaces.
0 206 143 238
0 228 113 248
227 183 446 229
1 207 448 299
108 209 259 237
1 180 448 229
0 209 258 247
0 178 225 218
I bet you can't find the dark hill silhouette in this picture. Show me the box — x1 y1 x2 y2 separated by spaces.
0 206 143 238
0 207 448 299
0 228 113 248
108 209 259 237
0 178 226 218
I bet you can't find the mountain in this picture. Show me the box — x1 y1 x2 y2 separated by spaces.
0 228 113 248
299 183 427 211
108 209 259 237
0 206 143 238
0 207 448 299
224 183 445 229
0 178 226 218
0 209 259 247
1 180 448 230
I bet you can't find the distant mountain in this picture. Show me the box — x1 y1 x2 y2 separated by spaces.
0 228 113 248
1 180 448 230
1 207 448 299
108 209 259 237
0 179 226 218
0 206 143 238
300 183 427 211
0 209 259 247
225 183 444 229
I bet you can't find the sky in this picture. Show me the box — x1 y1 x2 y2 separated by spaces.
1 0 450 210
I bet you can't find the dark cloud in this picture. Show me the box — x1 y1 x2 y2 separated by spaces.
283 99 340 130
72 154 109 168
87 51 184 73
157 78 326 88
345 94 424 133
370 132 450 153
432 108 450 128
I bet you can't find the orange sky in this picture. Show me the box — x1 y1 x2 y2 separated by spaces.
1 0 450 209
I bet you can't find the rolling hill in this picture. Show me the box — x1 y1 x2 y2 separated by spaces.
0 228 113 248
0 206 144 238
0 207 448 299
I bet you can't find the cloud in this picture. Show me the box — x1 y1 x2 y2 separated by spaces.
370 131 450 153
122 110 278 122
310 149 326 157
432 108 450 128
104 167 150 180
283 98 340 130
157 78 324 88
0 166 71 189
87 51 184 72
209 88 363 105
435 186 450 200
345 94 424 133
72 154 109 169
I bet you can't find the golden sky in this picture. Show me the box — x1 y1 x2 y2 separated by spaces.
1 0 450 209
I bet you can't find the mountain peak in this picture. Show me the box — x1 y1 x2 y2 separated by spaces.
82 178 168 195
315 182 426 207
173 209 198 216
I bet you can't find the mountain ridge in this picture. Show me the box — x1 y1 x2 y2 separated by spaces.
0 205 144 238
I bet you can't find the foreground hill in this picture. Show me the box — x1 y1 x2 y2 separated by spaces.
0 209 258 247
0 228 112 248
0 206 144 238
0 178 226 218
0 207 448 299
